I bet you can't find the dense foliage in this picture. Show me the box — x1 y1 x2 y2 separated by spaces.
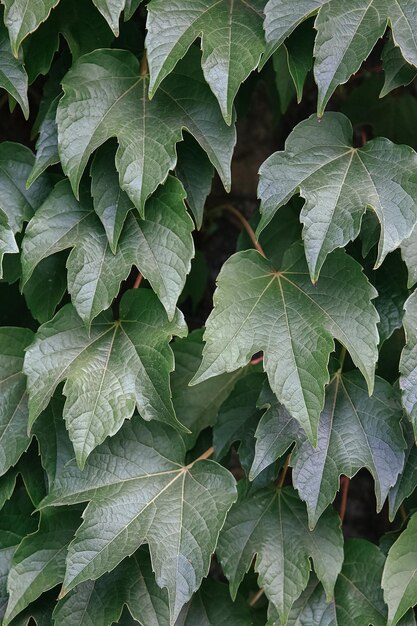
1 1 417 624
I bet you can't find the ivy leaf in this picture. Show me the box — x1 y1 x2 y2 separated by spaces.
40 419 237 624
399 290 417 437
401 223 417 288
261 0 327 68
0 327 34 476
57 47 235 217
0 143 51 235
268 540 391 626
2 0 59 55
217 483 343 624
291 372 405 528
381 36 417 98
0 21 28 119
191 244 379 445
24 289 187 468
258 112 417 281
314 0 417 115
92 0 128 35
22 255 67 325
4 507 81 624
0 212 18 279
146 0 266 124
90 142 132 253
213 371 266 472
382 511 417 626
176 136 214 230
172 330 245 449
26 95 59 188
22 177 194 325
389 420 417 521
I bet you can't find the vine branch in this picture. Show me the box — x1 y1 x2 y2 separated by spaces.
220 204 265 257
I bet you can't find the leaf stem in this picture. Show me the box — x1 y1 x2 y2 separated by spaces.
339 475 350 523
277 453 291 489
250 354 264 365
140 51 149 76
220 204 266 257
249 588 264 607
338 345 347 373
194 446 214 463
133 271 143 289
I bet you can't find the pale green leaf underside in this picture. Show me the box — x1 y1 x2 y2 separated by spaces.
57 47 235 217
92 0 126 35
258 112 417 281
192 244 379 445
383 512 417 626
0 211 18 279
41 419 237 624
146 0 266 123
23 289 187 468
399 290 417 438
2 0 59 55
217 484 343 624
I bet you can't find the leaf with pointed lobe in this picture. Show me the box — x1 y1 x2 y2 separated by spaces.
389 420 417 521
57 47 235 216
261 0 328 68
0 211 18 280
40 419 237 624
401 223 417 287
4 507 82 624
0 143 51 235
258 112 417 280
0 21 28 119
400 290 417 437
284 20 315 103
171 329 246 449
381 36 417 97
213 371 266 472
2 0 59 56
217 482 343 624
146 0 266 124
26 95 59 188
176 136 214 230
24 288 187 468
291 372 406 528
92 0 129 35
383 511 417 626
22 255 67 325
90 142 132 253
191 243 379 445
0 327 34 477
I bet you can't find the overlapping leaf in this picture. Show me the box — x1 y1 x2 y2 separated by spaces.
40 419 237 624
57 47 235 216
0 211 18 279
258 112 417 280
22 177 194 326
217 482 343 624
92 0 134 35
2 0 59 55
23 289 187 467
399 290 417 436
0 327 34 476
191 243 379 444
401 223 417 287
381 36 417 97
389 420 417 521
0 20 28 118
383 512 417 626
146 0 266 123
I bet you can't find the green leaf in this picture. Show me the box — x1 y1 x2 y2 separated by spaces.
4 507 81 624
371 251 409 344
24 289 187 468
22 255 67 324
22 177 194 325
0 327 34 476
0 211 18 280
0 20 28 119
268 540 389 626
146 0 266 124
400 290 417 437
90 142 133 253
401 223 417 287
389 420 417 521
290 372 405 527
175 136 214 230
258 112 417 280
41 419 237 624
272 47 296 114
381 36 417 97
191 244 379 445
213 371 265 472
285 20 315 103
2 0 59 55
314 0 417 114
171 330 245 449
92 0 127 35
217 483 343 624
26 95 59 188
0 143 51 235
261 0 327 67
57 47 236 216
382 511 417 626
